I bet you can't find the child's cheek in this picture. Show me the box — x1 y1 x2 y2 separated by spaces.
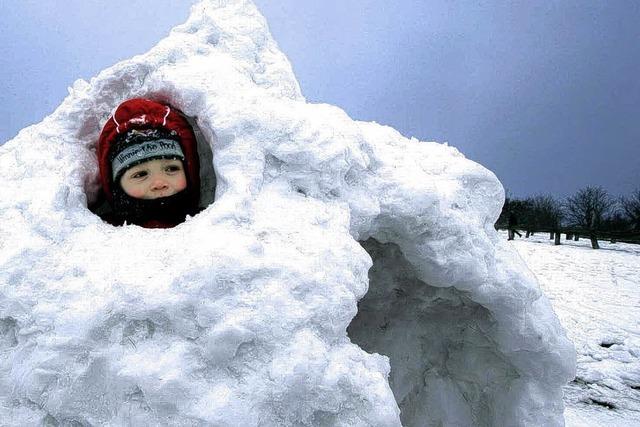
126 186 147 199
175 176 187 192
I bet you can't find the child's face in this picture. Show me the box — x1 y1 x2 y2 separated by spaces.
119 158 187 199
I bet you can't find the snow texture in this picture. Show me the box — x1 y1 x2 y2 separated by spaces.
507 232 640 426
0 1 575 425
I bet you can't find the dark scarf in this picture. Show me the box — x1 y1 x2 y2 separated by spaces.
111 188 198 228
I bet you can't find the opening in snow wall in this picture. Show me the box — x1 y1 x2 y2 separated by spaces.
87 113 217 221
349 239 519 426
0 1 575 426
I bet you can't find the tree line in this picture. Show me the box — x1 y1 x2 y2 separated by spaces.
496 186 640 249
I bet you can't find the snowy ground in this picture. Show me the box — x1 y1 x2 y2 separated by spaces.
506 231 640 426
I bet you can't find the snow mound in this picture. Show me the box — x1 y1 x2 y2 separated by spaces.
0 1 575 425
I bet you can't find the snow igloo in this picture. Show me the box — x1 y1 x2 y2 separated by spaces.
0 1 575 426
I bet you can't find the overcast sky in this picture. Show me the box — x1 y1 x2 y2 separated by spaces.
1 0 638 198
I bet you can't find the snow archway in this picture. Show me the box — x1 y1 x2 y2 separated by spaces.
350 239 522 426
0 1 574 426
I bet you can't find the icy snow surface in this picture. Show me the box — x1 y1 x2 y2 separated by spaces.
508 232 640 427
0 1 574 425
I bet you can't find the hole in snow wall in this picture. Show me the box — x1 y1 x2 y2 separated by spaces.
347 238 519 427
87 113 217 217
186 115 216 209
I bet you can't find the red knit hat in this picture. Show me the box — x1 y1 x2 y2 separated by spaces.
98 98 200 206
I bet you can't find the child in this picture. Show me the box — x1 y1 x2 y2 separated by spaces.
97 98 201 228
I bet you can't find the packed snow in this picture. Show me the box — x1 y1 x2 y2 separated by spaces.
507 232 640 426
0 0 575 425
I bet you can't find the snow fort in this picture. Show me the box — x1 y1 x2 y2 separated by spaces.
0 1 575 426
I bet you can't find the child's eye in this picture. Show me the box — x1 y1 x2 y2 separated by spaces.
165 164 182 173
131 171 148 179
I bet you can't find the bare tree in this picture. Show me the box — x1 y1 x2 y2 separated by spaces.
499 196 531 240
531 195 563 244
620 188 640 231
564 186 614 249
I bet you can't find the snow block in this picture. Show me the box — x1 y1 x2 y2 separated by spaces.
0 1 575 425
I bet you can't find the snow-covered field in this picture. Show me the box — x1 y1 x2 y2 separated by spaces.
507 231 640 426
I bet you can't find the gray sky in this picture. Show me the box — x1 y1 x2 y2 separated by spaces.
1 0 638 198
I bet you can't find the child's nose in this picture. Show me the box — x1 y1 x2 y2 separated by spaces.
150 177 169 191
